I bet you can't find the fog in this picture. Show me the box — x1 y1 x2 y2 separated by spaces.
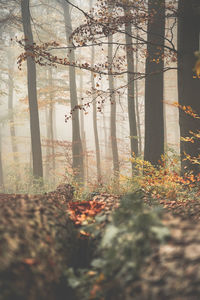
0 0 180 192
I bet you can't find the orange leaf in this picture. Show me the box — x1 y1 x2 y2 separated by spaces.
22 258 38 265
90 284 101 298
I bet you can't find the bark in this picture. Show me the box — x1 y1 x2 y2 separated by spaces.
91 45 101 181
79 69 88 182
45 104 51 179
21 0 43 179
103 113 109 159
124 8 138 173
144 0 165 166
62 0 84 182
135 36 142 155
79 70 85 142
8 51 20 192
48 67 56 184
178 0 200 175
164 101 167 147
108 34 119 176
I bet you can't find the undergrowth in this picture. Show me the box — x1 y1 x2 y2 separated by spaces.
66 191 170 300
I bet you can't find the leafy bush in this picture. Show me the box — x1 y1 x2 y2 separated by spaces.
119 153 200 202
68 190 169 299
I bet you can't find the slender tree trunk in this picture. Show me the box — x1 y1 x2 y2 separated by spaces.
178 0 200 175
91 45 101 181
164 101 167 147
79 69 88 183
21 0 43 179
8 52 20 192
48 67 56 184
135 36 142 155
124 8 138 174
108 34 119 177
79 71 85 143
45 69 51 180
89 0 101 181
103 113 108 159
144 0 165 166
62 0 84 182
45 104 50 179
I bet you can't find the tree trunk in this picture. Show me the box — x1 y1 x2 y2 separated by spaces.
79 68 88 183
62 0 84 183
8 51 20 192
48 67 56 184
108 34 119 177
144 0 165 166
103 113 109 160
45 104 51 180
124 8 138 173
135 35 142 155
91 45 101 182
177 0 200 175
21 0 43 179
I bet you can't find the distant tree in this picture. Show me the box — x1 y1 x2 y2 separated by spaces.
108 23 119 177
91 44 102 181
46 67 56 183
124 5 138 173
177 0 200 175
78 66 88 182
21 0 43 179
135 35 142 155
62 0 84 182
18 0 177 176
144 0 165 166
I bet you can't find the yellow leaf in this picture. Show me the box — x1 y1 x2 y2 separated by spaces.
195 60 200 77
87 270 97 276
96 273 105 283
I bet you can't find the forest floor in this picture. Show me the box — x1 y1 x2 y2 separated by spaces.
130 196 200 300
1 186 200 299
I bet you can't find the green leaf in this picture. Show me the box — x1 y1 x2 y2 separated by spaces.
101 225 119 247
151 226 170 242
91 258 105 268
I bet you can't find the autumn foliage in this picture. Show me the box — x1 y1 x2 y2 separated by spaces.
68 199 105 226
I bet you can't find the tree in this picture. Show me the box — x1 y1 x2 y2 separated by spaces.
124 6 138 173
144 0 165 166
18 0 178 179
91 44 102 181
78 65 88 182
45 66 56 183
21 0 43 179
135 35 142 155
108 32 119 177
62 0 84 182
177 0 200 175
